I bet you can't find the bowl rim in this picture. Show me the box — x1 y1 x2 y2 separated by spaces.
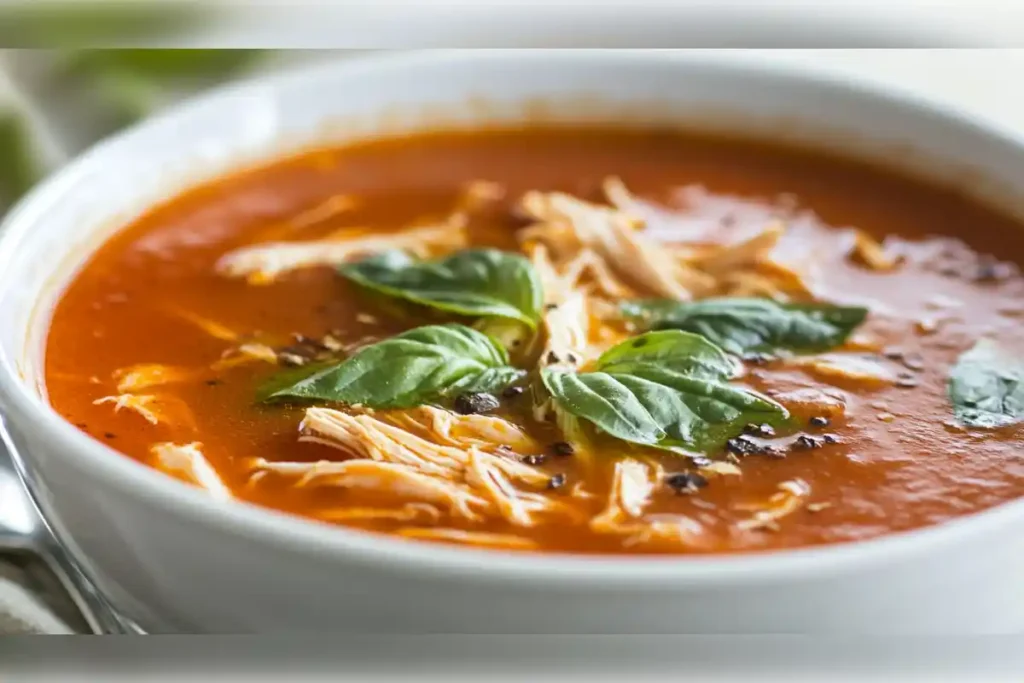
2 48 1023 588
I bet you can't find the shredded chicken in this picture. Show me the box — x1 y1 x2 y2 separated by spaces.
622 515 706 549
396 527 538 550
851 230 901 271
317 502 441 525
389 406 539 454
253 459 490 521
772 387 848 422
698 461 743 478
300 408 463 477
150 442 230 500
520 189 713 299
300 407 549 487
736 479 811 531
465 448 540 527
538 291 590 372
585 460 706 548
687 221 785 275
217 222 467 284
590 459 656 534
602 175 644 215
112 364 194 393
167 307 239 341
520 179 814 304
756 258 817 298
284 194 358 231
210 343 279 371
253 195 360 243
93 393 195 428
455 180 505 213
792 354 896 387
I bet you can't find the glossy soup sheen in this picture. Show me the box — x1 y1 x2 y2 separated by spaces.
45 127 1024 555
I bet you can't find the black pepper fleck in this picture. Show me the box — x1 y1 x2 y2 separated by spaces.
551 441 575 457
664 472 708 494
808 416 830 428
974 257 1015 283
545 351 561 364
792 435 820 450
522 454 547 466
742 352 773 365
205 379 222 386
501 385 525 399
548 473 567 490
103 432 116 439
725 436 763 457
882 347 905 360
822 434 841 444
743 423 775 438
453 392 501 415
545 303 558 311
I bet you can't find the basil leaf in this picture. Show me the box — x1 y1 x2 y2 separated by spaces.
622 297 868 355
339 249 543 328
595 329 740 379
265 324 525 408
542 330 788 454
253 361 336 404
949 339 1024 428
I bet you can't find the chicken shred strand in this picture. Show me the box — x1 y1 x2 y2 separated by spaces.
151 442 230 500
396 527 539 550
252 459 490 521
216 222 467 284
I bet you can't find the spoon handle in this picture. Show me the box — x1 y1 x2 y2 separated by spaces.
37 538 140 634
0 419 142 634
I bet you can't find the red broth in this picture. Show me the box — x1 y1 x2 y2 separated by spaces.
44 127 1024 554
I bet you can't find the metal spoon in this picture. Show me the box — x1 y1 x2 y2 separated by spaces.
0 436 141 634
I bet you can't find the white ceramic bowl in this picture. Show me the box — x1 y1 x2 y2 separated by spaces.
1 51 1023 634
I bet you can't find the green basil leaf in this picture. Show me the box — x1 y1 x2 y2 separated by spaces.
339 249 543 328
265 324 525 408
253 361 336 404
949 339 1024 428
542 330 788 454
594 329 740 379
622 297 868 355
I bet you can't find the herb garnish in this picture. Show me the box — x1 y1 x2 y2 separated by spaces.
949 339 1024 428
621 297 868 356
339 248 544 328
541 330 789 454
263 324 525 409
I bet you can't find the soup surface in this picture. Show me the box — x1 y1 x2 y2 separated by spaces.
45 127 1024 555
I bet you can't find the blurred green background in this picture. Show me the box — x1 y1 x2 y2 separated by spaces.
0 48 276 210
